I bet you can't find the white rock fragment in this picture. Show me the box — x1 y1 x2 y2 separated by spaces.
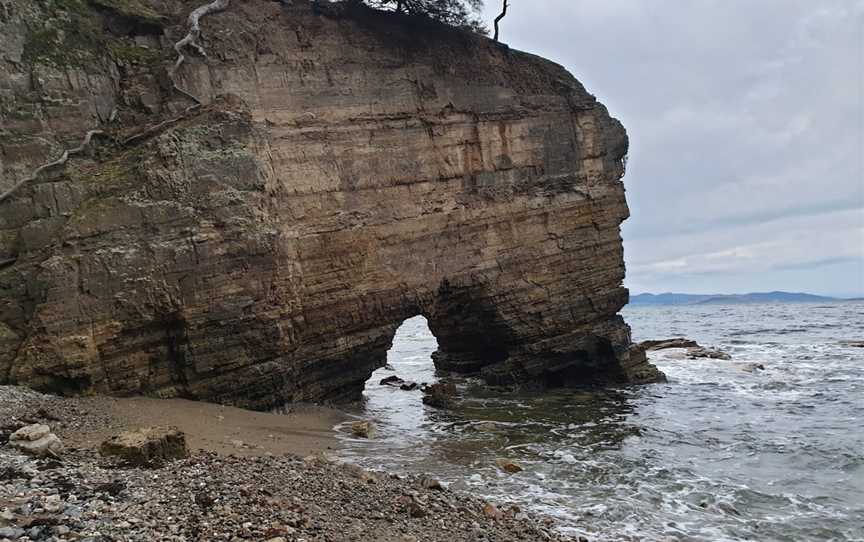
10 423 50 441
8 424 63 457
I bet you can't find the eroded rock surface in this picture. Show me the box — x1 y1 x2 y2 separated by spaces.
640 339 732 361
100 426 189 466
0 0 663 409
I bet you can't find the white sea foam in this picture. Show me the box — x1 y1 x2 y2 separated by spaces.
332 304 864 541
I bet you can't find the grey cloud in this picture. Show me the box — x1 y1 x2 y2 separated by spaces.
480 0 864 295
773 256 863 272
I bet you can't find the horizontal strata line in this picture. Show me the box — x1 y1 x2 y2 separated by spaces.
274 171 602 197
292 205 618 238
258 108 571 129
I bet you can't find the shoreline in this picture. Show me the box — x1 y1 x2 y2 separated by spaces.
0 385 575 542
62 395 348 459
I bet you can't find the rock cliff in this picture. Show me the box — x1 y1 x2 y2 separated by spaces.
0 0 663 409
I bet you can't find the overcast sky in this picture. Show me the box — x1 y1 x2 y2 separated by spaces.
480 0 864 297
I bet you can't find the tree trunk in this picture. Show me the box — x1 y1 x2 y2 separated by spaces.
493 0 508 42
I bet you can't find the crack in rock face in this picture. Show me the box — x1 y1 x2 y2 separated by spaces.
0 0 664 410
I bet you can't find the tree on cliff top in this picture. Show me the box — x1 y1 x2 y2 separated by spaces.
363 0 486 33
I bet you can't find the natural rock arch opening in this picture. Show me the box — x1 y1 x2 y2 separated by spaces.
349 279 519 402
365 315 438 396
357 278 520 404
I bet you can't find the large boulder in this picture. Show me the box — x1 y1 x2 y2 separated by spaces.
422 382 457 409
100 426 188 466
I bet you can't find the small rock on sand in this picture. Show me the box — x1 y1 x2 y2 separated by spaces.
407 500 426 518
483 503 502 520
420 477 444 490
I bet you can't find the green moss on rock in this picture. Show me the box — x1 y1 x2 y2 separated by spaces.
22 0 104 68
22 0 166 68
88 0 165 25
107 40 163 65
67 149 143 194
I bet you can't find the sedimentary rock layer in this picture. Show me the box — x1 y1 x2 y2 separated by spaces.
0 0 663 409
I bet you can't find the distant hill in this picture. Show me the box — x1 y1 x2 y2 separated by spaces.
629 291 839 305
628 293 713 305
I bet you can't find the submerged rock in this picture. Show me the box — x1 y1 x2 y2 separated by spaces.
734 362 765 373
380 376 419 391
496 458 524 474
350 421 376 439
686 347 732 360
100 427 188 466
380 375 405 387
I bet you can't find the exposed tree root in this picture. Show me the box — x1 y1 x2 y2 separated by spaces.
123 0 230 145
122 106 200 147
172 0 231 77
1 0 231 205
172 84 202 106
0 130 105 204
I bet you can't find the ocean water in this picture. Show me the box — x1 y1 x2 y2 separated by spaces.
334 302 864 541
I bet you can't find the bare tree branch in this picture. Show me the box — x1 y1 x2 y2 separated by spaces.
493 0 508 42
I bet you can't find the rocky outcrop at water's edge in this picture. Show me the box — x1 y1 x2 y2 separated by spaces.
640 338 732 361
0 0 663 409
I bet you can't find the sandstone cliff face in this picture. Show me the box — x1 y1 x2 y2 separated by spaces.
0 0 663 409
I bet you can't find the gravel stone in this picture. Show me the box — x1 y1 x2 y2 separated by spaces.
0 386 576 541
